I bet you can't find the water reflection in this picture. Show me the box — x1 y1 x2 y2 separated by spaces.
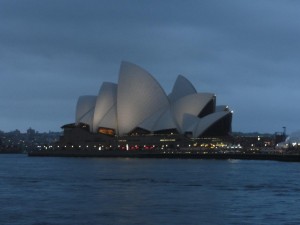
0 155 300 225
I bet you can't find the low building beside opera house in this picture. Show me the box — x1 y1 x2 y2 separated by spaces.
59 61 233 150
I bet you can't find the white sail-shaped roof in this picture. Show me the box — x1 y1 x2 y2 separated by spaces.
138 107 167 132
75 95 97 130
72 61 232 137
117 61 169 136
168 75 197 103
182 114 199 133
193 111 231 137
172 93 214 132
92 82 117 132
153 108 178 132
97 104 117 130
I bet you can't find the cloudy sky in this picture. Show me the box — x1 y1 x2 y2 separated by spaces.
1 0 299 134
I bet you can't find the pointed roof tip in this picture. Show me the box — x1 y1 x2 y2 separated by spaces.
119 61 132 71
119 61 148 76
174 74 197 91
177 74 186 79
168 74 197 103
175 74 190 83
176 74 191 84
120 60 130 65
100 82 118 89
120 60 140 68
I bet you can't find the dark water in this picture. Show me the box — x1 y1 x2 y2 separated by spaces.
1 154 300 225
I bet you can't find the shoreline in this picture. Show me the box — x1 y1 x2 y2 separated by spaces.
27 150 300 162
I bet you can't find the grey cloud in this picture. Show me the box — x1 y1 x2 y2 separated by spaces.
0 0 300 133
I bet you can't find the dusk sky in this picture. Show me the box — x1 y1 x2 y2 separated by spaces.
1 0 300 134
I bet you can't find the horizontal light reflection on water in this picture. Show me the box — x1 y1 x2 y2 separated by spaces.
1 154 300 225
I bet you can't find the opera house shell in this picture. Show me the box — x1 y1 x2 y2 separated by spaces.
74 61 232 138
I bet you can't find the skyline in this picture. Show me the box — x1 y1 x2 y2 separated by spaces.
1 0 300 134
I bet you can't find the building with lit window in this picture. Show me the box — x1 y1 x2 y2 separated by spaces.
60 61 233 146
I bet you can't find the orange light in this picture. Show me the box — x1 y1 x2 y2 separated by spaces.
98 128 115 136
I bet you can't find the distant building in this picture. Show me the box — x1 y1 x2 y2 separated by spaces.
276 131 300 150
27 127 36 140
61 61 232 144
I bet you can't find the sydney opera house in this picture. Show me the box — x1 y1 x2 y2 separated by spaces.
60 61 233 148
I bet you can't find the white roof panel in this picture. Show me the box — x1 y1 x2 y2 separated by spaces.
138 107 167 132
194 111 231 137
75 95 97 131
98 104 117 130
172 93 214 132
168 75 197 103
92 82 117 132
153 107 178 132
182 114 200 132
117 61 169 135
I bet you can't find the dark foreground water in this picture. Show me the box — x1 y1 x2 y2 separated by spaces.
1 154 300 225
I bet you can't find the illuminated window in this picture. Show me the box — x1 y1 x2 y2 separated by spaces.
98 127 115 136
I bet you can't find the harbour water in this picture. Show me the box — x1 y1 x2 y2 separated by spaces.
1 154 300 225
